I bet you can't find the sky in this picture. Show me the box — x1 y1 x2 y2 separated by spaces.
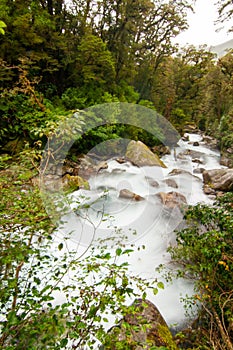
176 0 232 47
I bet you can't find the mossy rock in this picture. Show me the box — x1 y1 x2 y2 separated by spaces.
62 174 90 192
3 138 26 154
103 299 178 349
125 141 167 168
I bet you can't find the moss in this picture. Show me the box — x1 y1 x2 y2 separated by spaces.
62 174 90 192
157 324 178 350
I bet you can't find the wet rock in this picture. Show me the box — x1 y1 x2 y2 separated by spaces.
60 159 81 176
203 169 233 192
78 155 96 179
169 168 201 181
157 191 187 209
116 157 126 164
184 124 198 132
146 177 159 188
216 191 225 198
182 134 189 142
163 179 178 189
202 135 218 148
226 147 233 154
96 161 108 173
125 140 167 168
192 158 203 164
177 153 186 160
78 157 109 178
193 141 199 146
202 135 214 143
220 156 231 167
111 168 126 174
169 168 193 177
178 149 204 160
151 145 171 156
62 174 90 191
119 189 145 201
193 168 205 174
104 299 177 350
203 184 216 195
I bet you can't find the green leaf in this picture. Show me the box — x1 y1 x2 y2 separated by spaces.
157 281 165 289
153 288 158 295
58 243 63 251
60 338 68 347
122 249 134 255
116 248 122 256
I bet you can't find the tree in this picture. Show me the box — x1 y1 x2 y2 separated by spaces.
216 0 233 32
198 49 233 131
134 0 194 99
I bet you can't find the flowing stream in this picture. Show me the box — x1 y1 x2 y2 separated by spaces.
53 133 225 329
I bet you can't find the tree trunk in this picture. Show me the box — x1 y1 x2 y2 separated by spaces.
212 307 233 350
47 0 53 15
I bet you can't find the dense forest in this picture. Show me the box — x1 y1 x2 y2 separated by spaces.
0 0 233 349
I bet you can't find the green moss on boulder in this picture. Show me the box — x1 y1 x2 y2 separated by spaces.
126 141 167 168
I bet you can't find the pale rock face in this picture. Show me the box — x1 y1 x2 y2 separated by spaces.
125 140 167 168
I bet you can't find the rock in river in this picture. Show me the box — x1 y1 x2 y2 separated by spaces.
157 191 187 209
203 169 233 192
119 189 145 201
125 140 167 168
103 299 177 350
163 178 178 189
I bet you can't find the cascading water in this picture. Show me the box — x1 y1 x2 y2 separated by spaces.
52 132 226 329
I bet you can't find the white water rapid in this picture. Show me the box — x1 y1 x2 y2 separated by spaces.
53 133 226 330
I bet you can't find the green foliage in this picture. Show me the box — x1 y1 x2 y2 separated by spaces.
170 108 188 134
77 34 116 86
0 151 161 349
168 193 233 349
0 20 6 35
61 87 119 110
218 108 233 166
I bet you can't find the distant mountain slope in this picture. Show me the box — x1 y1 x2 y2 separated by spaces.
210 38 233 57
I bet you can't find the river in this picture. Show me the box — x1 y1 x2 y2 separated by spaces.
52 132 225 331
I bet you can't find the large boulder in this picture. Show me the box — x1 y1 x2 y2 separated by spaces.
125 140 167 168
157 191 187 209
103 299 177 350
203 169 233 192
